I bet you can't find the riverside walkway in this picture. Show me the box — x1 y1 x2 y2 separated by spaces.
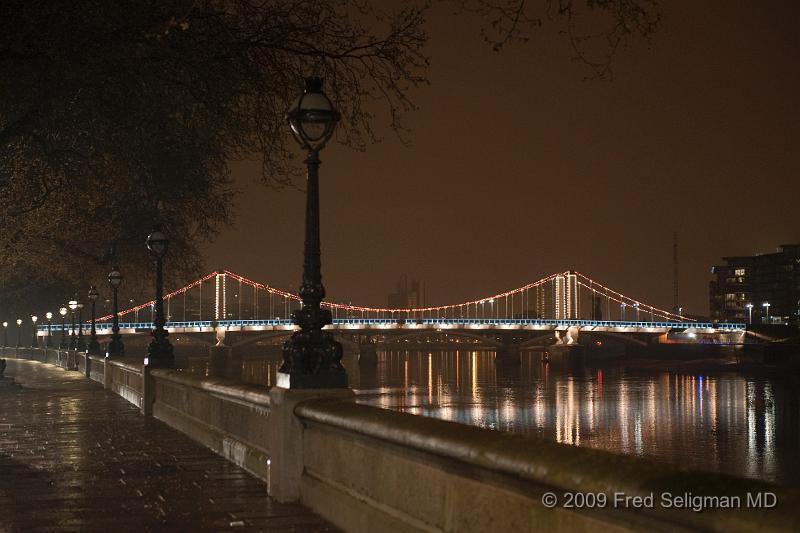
0 359 336 532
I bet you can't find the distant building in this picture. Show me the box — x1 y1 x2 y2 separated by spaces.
388 275 425 309
710 244 800 324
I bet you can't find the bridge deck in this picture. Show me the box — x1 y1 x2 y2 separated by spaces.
0 359 336 532
40 318 746 335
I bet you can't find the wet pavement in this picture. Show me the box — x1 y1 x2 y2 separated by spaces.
0 359 336 532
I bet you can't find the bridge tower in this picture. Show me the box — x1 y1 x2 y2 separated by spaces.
554 272 578 320
215 271 227 321
554 275 565 319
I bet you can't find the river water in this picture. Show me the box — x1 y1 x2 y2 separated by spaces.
176 345 800 487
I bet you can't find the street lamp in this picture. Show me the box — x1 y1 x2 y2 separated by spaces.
107 266 124 357
15 318 22 348
59 306 68 349
30 315 38 347
146 226 174 367
2 321 7 347
76 299 86 352
746 303 754 324
68 299 78 349
762 302 771 323
87 285 100 355
45 312 53 347
278 76 346 389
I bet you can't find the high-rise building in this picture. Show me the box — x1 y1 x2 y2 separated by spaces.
709 244 800 324
388 275 425 309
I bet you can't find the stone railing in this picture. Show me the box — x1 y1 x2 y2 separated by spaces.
3 347 799 532
149 369 271 480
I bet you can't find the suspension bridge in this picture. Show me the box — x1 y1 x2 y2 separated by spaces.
38 270 745 360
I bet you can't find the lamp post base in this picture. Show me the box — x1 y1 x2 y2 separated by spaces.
107 338 124 357
88 339 101 355
279 330 347 389
146 338 174 368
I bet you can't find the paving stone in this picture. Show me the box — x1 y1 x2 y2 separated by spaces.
0 359 338 532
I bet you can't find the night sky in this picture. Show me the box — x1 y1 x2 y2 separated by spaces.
203 1 800 316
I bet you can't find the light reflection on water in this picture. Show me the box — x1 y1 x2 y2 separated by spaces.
178 347 798 486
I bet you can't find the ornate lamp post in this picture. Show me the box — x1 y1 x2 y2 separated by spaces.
59 306 68 349
2 321 7 347
68 300 77 349
146 226 174 367
278 77 346 389
45 312 53 347
87 286 100 354
107 266 124 356
15 318 22 348
76 299 86 352
31 315 38 347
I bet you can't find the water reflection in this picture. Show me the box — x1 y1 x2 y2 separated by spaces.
177 347 799 486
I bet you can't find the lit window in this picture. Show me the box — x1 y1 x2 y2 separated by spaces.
734 268 746 276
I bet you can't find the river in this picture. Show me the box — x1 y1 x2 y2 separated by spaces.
175 344 800 487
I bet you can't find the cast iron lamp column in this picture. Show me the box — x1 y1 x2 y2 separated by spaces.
2 321 7 347
30 315 38 347
68 300 77 349
107 267 124 356
59 306 68 349
15 319 22 348
45 312 53 347
146 226 174 367
278 76 346 389
87 286 100 354
76 300 86 352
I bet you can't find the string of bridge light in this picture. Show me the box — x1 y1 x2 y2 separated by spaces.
573 272 688 321
95 271 219 322
575 280 680 322
95 269 687 323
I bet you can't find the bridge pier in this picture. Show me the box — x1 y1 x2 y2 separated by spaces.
495 333 521 365
547 343 585 361
358 343 378 365
495 344 520 365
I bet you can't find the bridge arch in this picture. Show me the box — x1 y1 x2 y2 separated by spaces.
379 330 503 348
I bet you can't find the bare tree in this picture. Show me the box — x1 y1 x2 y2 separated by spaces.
0 0 657 313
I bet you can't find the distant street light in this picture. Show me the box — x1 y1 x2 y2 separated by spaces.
278 76 346 389
15 318 22 348
68 299 78 349
746 303 754 324
87 286 100 355
762 302 771 323
76 299 86 352
2 321 8 347
30 315 38 347
59 306 68 349
45 312 53 347
146 226 174 367
107 266 124 357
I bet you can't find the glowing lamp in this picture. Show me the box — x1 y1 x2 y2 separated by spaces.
146 226 169 258
286 77 340 151
108 267 123 288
